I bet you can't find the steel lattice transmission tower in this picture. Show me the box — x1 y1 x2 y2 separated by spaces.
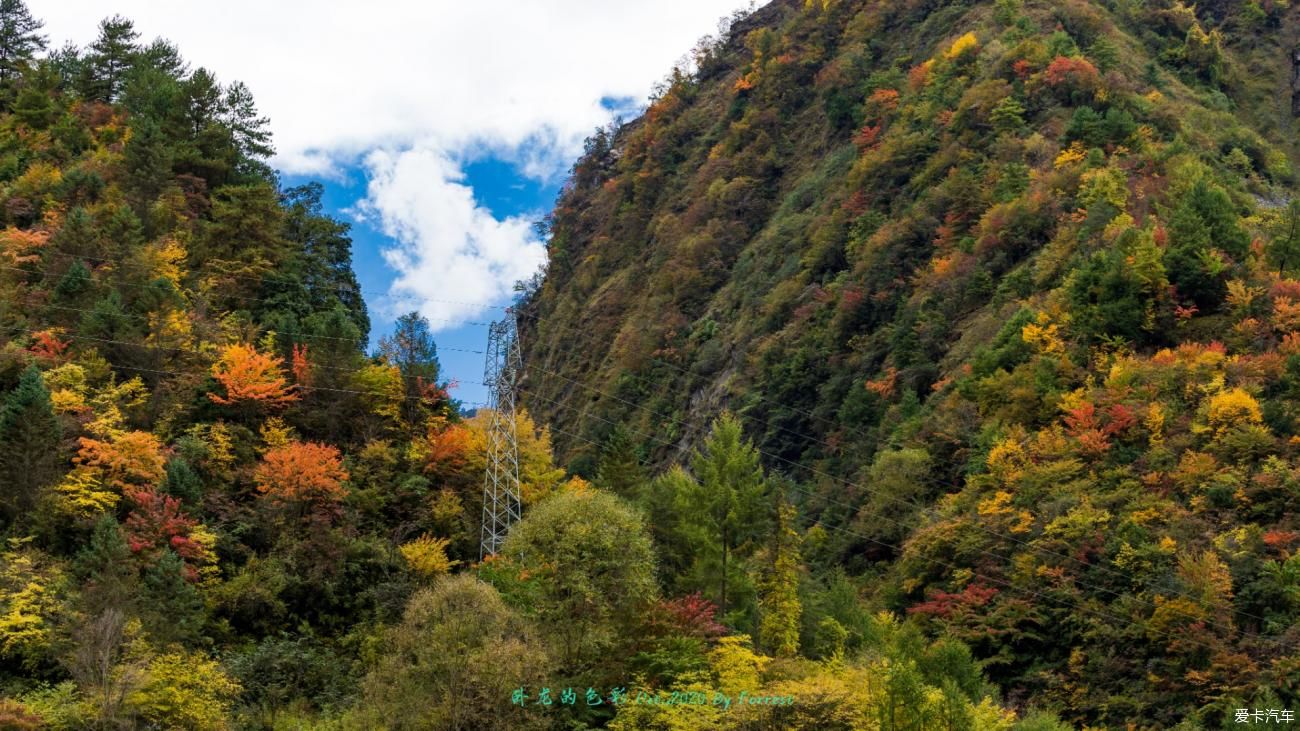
479 311 523 559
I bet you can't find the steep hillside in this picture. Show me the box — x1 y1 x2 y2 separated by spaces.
523 0 1300 725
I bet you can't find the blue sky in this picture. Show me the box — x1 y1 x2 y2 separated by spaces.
282 156 563 407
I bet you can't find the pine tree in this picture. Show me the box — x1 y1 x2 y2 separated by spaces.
222 80 274 161
0 366 63 525
758 500 803 657
0 0 46 84
11 60 55 128
123 116 174 206
54 260 92 302
379 312 440 382
75 515 138 615
185 67 222 137
138 37 187 79
595 423 646 498
48 40 81 90
1164 179 1244 308
160 458 202 508
82 15 140 102
686 412 769 618
140 550 204 645
378 311 443 427
281 183 369 337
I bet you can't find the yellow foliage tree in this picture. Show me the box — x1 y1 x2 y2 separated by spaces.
711 635 769 696
52 468 119 518
945 32 980 61
447 409 566 504
124 651 241 731
1205 388 1263 436
399 534 459 579
352 362 405 429
74 431 166 493
1021 311 1067 355
0 542 67 670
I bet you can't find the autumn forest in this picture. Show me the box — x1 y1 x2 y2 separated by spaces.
4 0 1300 729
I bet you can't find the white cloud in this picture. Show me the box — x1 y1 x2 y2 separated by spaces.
34 0 757 326
357 145 546 325
35 1 754 174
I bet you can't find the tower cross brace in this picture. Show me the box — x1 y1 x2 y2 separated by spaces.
479 311 523 559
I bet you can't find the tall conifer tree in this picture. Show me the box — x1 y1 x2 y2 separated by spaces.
0 366 63 524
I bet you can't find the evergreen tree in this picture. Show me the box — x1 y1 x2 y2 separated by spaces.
282 183 369 338
141 550 204 646
184 67 222 137
0 0 46 84
48 39 81 90
378 311 442 427
1164 179 1244 308
379 311 439 382
595 423 646 497
11 60 56 128
123 116 174 208
222 80 274 162
137 37 188 79
82 15 140 102
0 365 63 525
160 458 203 509
75 515 138 616
989 96 1025 134
758 500 803 657
54 259 93 302
682 412 769 620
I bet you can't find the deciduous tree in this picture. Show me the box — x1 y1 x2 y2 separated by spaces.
209 343 299 408
358 575 550 731
253 441 349 517
502 489 658 675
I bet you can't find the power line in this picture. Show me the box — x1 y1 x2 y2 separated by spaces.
1 325 489 404
0 260 497 332
26 245 511 318
504 304 1291 634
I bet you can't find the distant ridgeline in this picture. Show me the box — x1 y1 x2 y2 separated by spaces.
521 0 1300 725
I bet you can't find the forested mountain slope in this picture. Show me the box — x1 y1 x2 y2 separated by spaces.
520 0 1300 725
0 6 530 729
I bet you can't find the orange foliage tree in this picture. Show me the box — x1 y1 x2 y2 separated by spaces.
425 420 476 476
209 343 299 407
28 331 69 363
291 343 312 386
254 441 349 515
75 431 167 492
